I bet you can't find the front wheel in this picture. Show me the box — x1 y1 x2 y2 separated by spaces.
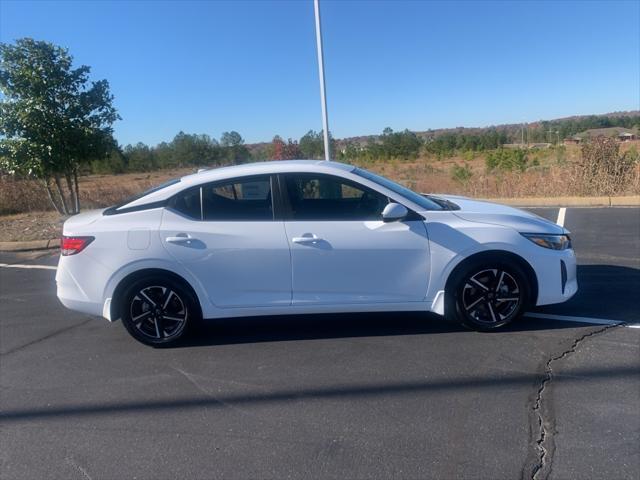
121 276 198 347
447 262 530 331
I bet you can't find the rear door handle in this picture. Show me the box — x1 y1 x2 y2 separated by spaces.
166 233 193 244
292 234 323 244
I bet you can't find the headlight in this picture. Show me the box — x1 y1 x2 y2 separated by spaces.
521 233 572 250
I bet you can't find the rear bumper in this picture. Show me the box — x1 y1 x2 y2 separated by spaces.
55 256 106 317
57 295 102 317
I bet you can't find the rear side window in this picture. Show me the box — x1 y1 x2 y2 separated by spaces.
169 175 274 221
169 187 201 220
202 176 273 220
284 174 388 221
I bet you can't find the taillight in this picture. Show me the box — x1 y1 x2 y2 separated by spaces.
60 236 94 256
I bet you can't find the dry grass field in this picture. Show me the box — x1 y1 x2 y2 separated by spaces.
1 143 638 242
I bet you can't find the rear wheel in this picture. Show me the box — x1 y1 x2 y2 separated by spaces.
447 261 530 331
121 276 197 346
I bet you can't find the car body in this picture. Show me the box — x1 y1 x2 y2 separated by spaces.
56 160 577 345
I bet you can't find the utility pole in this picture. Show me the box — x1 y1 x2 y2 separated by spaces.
314 0 331 161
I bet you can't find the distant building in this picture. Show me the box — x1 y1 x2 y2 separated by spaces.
564 136 582 145
618 132 636 141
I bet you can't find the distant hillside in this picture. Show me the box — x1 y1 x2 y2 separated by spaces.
330 110 640 148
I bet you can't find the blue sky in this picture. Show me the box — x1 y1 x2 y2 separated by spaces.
1 0 638 146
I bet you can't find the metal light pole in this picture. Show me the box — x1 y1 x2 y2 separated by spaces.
314 0 331 161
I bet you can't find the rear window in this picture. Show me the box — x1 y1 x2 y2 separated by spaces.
104 178 181 215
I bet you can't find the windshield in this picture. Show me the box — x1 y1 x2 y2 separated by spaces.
353 168 443 211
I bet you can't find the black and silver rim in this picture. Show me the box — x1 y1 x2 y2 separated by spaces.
461 269 521 325
129 286 188 340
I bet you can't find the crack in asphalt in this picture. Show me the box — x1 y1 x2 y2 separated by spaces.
65 456 93 480
528 324 621 480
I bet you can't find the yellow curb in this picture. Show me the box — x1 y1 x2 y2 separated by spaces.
610 195 640 206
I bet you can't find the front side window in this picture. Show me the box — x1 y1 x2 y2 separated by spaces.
284 174 388 220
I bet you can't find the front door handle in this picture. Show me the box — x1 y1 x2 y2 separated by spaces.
292 234 323 244
166 233 193 244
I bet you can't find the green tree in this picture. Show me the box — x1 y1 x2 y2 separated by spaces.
220 131 250 164
298 129 335 159
124 143 157 172
380 128 422 159
299 130 323 159
92 148 126 174
485 148 528 172
451 163 473 185
0 38 119 214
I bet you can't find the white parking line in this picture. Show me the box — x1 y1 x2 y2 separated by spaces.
556 207 567 227
0 263 57 271
525 312 624 326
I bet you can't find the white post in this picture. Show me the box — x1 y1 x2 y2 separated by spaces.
314 0 331 161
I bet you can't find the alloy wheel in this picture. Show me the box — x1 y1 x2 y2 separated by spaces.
129 285 188 340
461 268 521 325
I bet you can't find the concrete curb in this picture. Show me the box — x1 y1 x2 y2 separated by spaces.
0 239 59 252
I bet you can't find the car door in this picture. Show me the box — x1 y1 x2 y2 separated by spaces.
281 173 430 305
160 174 292 308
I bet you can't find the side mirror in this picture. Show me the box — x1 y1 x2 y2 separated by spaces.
381 202 408 222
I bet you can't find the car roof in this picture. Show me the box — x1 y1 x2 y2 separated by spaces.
180 159 354 185
118 160 357 209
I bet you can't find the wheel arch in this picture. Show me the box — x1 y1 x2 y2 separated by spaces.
110 268 203 322
444 250 539 311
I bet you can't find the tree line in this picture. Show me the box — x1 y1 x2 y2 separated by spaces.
95 131 251 174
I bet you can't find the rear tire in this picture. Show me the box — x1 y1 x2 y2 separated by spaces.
446 259 530 331
120 275 199 347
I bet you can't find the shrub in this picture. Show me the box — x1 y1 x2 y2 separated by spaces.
451 163 473 185
577 137 637 195
485 149 528 172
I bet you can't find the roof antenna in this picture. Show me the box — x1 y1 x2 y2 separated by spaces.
314 0 331 161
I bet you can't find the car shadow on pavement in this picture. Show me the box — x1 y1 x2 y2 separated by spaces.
178 311 582 349
178 264 639 349
533 264 640 322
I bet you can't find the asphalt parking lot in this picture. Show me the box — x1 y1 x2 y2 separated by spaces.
1 206 638 480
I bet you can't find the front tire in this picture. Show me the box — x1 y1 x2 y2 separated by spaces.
447 260 530 331
120 276 198 347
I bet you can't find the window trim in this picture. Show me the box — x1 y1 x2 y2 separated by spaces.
167 174 278 222
277 172 420 222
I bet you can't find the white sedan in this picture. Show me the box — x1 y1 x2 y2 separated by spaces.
56 160 577 346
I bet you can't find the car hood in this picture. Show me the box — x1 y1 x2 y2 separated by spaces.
429 194 565 234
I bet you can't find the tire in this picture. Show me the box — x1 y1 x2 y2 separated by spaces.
446 258 530 331
120 275 199 347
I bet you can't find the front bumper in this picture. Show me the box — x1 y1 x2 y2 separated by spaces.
534 248 578 306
